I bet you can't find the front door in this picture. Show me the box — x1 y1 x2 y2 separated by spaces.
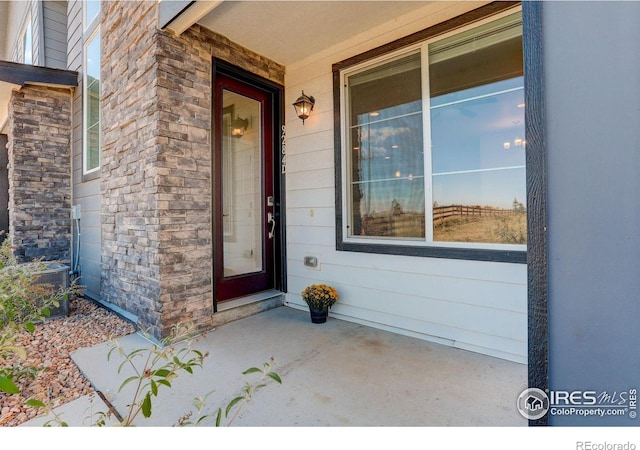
214 73 275 303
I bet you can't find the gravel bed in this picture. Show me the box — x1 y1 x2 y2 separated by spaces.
0 296 136 426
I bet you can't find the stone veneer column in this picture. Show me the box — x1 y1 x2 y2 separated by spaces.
7 85 72 262
101 1 284 340
101 1 164 337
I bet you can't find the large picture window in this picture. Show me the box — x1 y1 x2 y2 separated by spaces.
337 9 525 261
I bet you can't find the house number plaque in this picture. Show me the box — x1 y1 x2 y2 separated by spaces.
281 125 287 174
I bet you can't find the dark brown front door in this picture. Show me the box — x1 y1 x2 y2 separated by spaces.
214 73 275 302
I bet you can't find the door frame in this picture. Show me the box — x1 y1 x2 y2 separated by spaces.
211 59 286 312
0 134 8 241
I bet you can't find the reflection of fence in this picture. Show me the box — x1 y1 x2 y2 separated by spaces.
361 213 426 238
433 205 517 222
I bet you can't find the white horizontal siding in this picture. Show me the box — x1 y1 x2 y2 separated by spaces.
287 167 334 190
287 249 525 314
287 147 334 170
289 282 526 358
287 225 334 247
283 1 526 363
287 187 334 209
287 207 335 228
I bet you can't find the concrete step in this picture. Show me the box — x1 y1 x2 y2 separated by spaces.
212 289 284 327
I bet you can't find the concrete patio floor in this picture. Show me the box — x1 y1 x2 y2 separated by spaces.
23 306 528 427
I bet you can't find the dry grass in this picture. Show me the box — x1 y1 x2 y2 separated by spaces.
434 213 527 244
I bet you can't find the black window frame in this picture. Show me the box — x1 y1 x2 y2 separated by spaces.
332 1 526 264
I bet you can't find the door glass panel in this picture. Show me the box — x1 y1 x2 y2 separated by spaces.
222 90 263 277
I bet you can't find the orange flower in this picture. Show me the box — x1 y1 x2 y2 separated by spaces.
301 284 338 309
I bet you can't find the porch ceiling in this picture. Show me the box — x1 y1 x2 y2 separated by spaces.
195 1 435 66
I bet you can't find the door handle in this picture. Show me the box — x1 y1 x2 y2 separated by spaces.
267 212 276 239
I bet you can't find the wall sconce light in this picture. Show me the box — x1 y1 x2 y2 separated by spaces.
230 116 249 138
292 91 315 124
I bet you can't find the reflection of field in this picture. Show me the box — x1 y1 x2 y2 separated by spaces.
361 213 426 238
434 213 527 244
358 208 527 244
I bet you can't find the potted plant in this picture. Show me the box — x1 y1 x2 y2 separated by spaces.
301 284 339 324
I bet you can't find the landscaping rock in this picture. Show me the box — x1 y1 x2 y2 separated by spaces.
0 297 135 426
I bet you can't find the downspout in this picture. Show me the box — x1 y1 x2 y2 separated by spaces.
69 88 80 283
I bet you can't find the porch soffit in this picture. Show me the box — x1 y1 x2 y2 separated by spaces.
190 1 439 66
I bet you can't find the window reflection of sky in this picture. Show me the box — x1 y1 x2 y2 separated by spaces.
351 77 526 213
85 31 101 172
23 22 32 64
431 77 526 209
353 102 425 215
86 32 101 81
86 0 100 25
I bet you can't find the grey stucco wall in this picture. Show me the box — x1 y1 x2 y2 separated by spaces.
544 1 640 425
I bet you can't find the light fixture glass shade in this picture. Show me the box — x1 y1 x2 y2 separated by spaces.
292 91 315 124
230 116 248 137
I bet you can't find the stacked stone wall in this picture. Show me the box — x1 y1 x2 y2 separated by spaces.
100 0 163 335
7 85 72 262
153 25 285 334
101 0 284 339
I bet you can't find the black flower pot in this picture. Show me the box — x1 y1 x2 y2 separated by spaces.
309 307 328 324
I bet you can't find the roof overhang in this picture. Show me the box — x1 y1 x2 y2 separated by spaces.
159 0 224 34
158 1 451 67
0 60 78 134
0 60 78 88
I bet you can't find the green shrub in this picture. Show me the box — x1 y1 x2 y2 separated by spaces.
0 236 80 394
28 323 282 427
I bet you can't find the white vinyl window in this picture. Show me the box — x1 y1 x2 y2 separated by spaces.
85 0 100 30
83 29 101 174
340 10 525 252
83 1 101 175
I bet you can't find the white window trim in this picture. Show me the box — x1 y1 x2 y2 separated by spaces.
84 1 100 33
83 26 101 175
338 8 526 253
